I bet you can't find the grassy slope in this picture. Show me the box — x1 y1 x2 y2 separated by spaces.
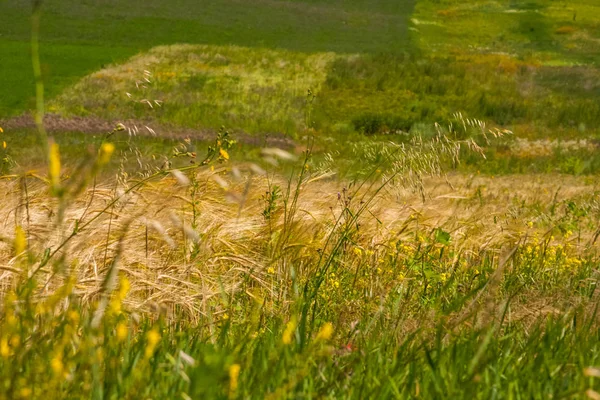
9 0 598 145
51 44 336 136
0 0 415 116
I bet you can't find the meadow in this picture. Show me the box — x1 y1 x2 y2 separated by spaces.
3 132 600 398
2 0 600 398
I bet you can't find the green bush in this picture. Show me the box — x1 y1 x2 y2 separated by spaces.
351 113 414 135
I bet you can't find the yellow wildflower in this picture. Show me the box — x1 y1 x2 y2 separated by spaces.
282 317 297 345
98 142 115 165
0 338 10 357
48 142 61 189
116 322 128 342
110 277 131 315
2 141 6 149
19 388 32 398
0 126 3 133
525 245 533 255
145 328 161 358
353 247 363 257
109 297 122 315
219 148 229 160
440 272 449 283
229 363 241 393
118 276 130 300
67 310 80 325
316 322 334 341
50 354 64 375
267 267 275 275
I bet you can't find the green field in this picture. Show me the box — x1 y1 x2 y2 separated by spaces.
2 1 600 399
0 0 415 116
3 0 600 141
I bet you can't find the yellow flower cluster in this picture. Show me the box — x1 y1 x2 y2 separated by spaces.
328 272 340 290
49 142 61 191
315 322 334 341
522 240 584 273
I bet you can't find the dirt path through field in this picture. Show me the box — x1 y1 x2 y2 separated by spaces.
0 113 295 149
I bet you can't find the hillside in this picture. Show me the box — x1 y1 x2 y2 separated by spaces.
0 0 415 115
2 1 599 145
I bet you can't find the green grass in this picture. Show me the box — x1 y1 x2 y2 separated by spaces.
0 0 415 116
42 43 600 143
1 0 415 51
6 123 600 179
314 52 600 138
50 44 336 136
3 0 599 144
414 0 600 64
0 40 136 116
15 0 595 143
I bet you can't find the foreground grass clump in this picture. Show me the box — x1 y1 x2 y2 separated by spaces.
2 131 600 398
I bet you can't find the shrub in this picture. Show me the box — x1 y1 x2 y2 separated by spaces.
352 113 413 135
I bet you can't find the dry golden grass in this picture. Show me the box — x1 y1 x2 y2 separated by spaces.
1 168 597 322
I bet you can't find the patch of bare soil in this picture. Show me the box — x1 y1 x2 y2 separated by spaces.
0 113 295 149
